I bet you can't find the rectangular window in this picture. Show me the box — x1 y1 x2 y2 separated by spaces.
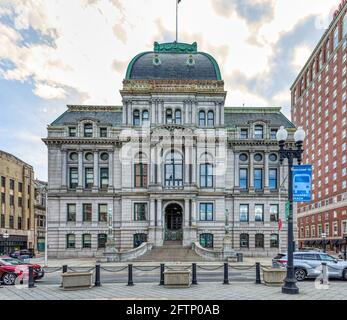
254 204 264 222
1 176 5 188
134 203 147 221
270 204 279 222
254 169 263 190
134 164 148 188
83 204 92 222
9 216 14 229
66 234 75 249
100 168 109 189
69 168 78 189
9 179 14 190
99 127 107 138
18 182 23 193
98 204 107 222
67 204 76 222
239 169 248 189
239 204 249 222
68 127 77 137
10 195 14 206
200 164 213 188
84 123 93 137
18 217 22 230
199 203 213 221
240 129 248 139
1 192 5 204
18 197 22 207
0 214 5 228
270 129 278 140
98 234 107 249
269 168 278 190
200 233 213 248
85 168 94 189
254 125 264 139
82 234 92 248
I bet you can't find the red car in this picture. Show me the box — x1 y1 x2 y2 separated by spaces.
0 256 44 285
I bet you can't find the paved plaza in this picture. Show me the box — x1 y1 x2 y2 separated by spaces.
1 281 346 300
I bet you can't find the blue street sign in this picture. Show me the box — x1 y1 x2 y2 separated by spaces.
292 165 312 202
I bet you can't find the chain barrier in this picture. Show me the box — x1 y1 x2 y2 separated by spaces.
133 266 160 272
197 265 224 271
42 267 62 274
165 266 192 271
228 264 256 270
67 267 95 273
100 266 128 273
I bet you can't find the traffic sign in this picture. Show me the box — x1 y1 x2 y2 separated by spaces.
292 165 312 202
285 202 290 222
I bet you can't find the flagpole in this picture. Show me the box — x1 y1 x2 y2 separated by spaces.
176 0 178 42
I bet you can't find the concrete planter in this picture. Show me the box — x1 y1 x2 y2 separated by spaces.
262 268 287 286
61 272 93 290
164 270 191 288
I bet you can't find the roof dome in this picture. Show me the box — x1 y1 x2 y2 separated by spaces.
125 42 222 81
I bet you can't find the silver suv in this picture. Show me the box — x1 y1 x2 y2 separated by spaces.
273 251 347 281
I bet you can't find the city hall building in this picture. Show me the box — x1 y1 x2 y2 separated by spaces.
44 41 295 258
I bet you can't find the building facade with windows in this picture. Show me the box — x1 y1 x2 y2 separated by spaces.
291 2 347 252
34 180 47 254
44 41 295 258
0 150 35 254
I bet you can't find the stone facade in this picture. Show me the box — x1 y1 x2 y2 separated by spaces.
0 150 35 254
44 42 296 258
34 180 47 254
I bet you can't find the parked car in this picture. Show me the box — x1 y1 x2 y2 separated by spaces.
10 250 35 260
272 251 347 281
0 256 44 285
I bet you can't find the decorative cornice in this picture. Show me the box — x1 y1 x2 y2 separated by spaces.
67 105 120 112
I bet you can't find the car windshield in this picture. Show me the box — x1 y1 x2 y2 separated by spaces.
319 254 336 261
0 258 24 266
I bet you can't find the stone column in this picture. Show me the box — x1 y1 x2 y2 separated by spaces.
108 150 114 192
234 151 239 190
157 147 162 185
184 198 190 227
215 102 220 126
264 151 270 193
192 142 197 185
192 199 197 227
192 101 197 125
77 150 83 191
127 101 132 126
93 151 99 192
220 103 225 125
249 151 254 191
157 199 162 227
61 149 67 189
150 199 155 227
122 100 127 125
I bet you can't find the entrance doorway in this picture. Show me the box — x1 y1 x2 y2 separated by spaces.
164 203 183 241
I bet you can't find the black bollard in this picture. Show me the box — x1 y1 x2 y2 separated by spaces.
159 264 165 286
223 263 229 285
95 264 101 287
28 266 35 288
255 262 261 284
127 264 134 286
192 263 197 285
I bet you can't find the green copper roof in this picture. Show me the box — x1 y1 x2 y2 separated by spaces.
125 41 222 81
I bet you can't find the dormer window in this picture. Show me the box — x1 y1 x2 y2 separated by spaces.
254 125 264 139
68 127 77 137
100 127 107 138
84 123 93 137
270 129 278 140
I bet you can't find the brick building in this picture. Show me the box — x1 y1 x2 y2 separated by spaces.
291 1 347 252
0 150 35 254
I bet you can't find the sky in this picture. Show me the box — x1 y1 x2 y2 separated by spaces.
0 0 341 181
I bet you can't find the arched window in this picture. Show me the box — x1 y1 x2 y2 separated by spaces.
142 110 149 125
175 110 182 124
207 111 214 126
164 151 183 187
343 14 347 38
270 234 279 248
199 111 206 127
133 233 147 248
166 109 173 124
200 233 213 248
255 234 264 248
254 125 264 139
133 110 140 126
200 153 213 188
66 234 75 249
240 234 249 248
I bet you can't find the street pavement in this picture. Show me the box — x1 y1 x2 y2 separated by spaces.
1 281 346 300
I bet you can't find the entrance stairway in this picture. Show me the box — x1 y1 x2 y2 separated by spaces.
134 241 204 262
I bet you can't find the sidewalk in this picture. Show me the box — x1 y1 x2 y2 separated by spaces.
1 281 346 300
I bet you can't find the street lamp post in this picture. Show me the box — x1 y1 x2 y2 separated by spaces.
344 236 347 262
277 126 306 295
2 231 10 255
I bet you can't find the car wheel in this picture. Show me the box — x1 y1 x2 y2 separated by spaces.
1 273 17 285
343 269 347 281
294 268 307 281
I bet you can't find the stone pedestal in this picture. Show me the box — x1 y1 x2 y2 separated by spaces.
61 272 93 290
102 238 120 262
222 235 237 260
262 268 287 286
164 270 192 288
